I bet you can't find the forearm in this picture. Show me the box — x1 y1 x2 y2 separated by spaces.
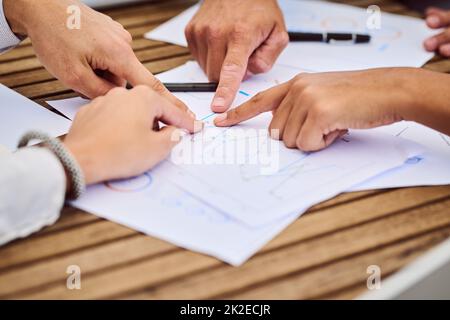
398 68 450 136
0 0 24 52
0 147 66 246
2 0 31 36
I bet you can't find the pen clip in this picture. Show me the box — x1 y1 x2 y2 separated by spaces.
328 34 357 45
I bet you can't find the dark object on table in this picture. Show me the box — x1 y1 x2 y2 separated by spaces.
399 0 450 11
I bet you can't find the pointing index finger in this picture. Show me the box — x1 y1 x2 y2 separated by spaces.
121 54 194 115
139 87 202 134
214 80 291 127
211 43 253 113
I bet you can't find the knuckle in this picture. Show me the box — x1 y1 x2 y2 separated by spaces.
123 30 133 43
310 102 330 124
194 23 208 37
184 23 195 38
278 31 290 47
252 57 271 73
252 92 265 105
292 74 310 89
150 78 167 94
205 25 222 42
300 86 317 101
231 23 251 40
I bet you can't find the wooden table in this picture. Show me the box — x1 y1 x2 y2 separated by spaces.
0 0 449 300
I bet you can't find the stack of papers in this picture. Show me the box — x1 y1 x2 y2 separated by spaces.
48 61 431 265
42 0 448 265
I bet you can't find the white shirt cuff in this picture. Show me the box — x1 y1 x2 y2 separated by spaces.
0 0 22 53
0 147 66 246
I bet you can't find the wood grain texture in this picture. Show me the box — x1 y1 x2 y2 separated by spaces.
0 0 449 300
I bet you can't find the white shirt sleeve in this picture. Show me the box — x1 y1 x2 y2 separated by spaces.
0 0 22 53
0 146 66 246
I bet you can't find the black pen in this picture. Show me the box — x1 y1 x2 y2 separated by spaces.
163 82 218 92
288 31 371 44
126 82 218 92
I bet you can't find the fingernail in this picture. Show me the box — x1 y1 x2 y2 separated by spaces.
270 129 280 140
180 129 189 137
212 97 226 109
194 120 204 132
427 15 440 27
170 129 182 142
214 113 227 124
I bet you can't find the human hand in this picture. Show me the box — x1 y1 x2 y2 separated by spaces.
4 0 191 114
185 0 288 112
214 68 426 151
63 86 201 185
424 7 450 57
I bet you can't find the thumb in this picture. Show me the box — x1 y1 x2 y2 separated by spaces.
154 126 182 157
143 126 181 169
69 66 116 99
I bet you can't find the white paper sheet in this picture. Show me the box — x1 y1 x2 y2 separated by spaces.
145 0 435 71
47 97 89 121
73 170 299 266
0 84 71 151
351 122 450 191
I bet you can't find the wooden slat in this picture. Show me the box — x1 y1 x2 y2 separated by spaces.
0 185 446 285
116 198 450 300
0 221 134 271
229 227 450 299
0 22 182 76
424 59 450 73
13 46 189 99
0 235 176 297
0 186 442 298
38 209 98 235
263 187 450 252
0 188 450 294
